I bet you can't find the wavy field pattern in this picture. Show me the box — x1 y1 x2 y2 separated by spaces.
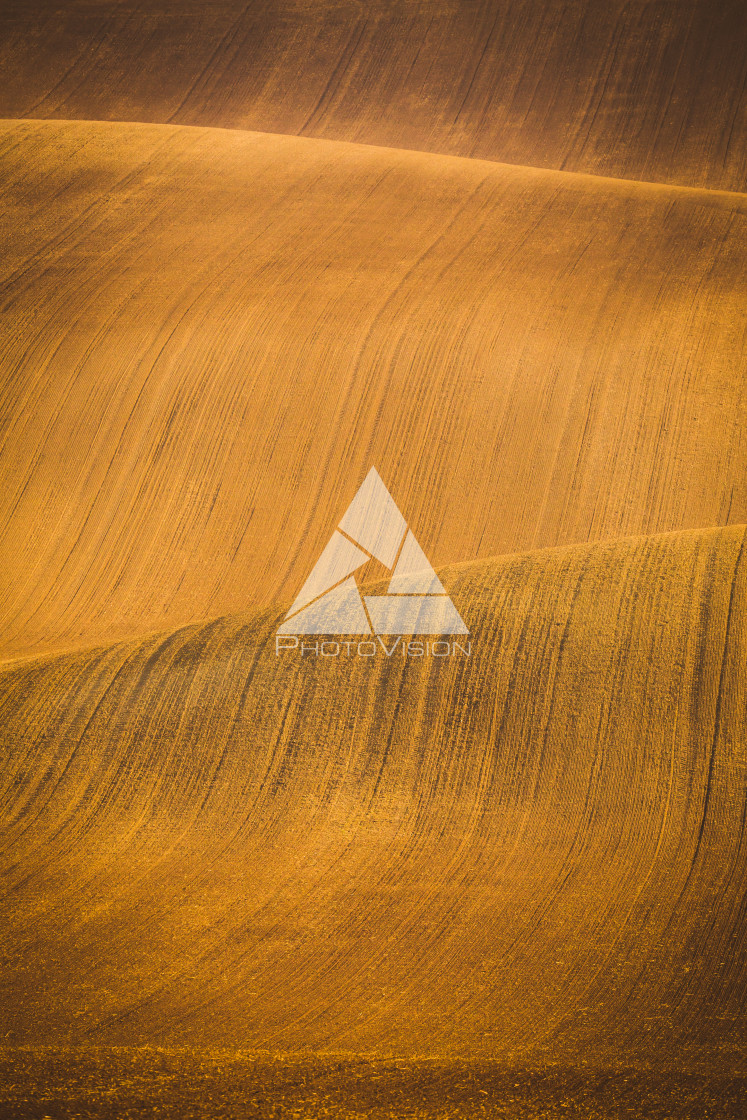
1 0 746 190
1 2 746 1117
1 121 745 661
2 525 746 1063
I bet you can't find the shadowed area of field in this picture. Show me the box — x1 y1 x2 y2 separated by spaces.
0 1049 745 1118
0 0 746 191
2 526 745 1080
2 119 746 661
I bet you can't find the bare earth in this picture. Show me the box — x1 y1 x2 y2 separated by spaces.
1 0 746 191
2 531 746 1067
1 122 745 661
1 1050 746 1118
1 2 746 1116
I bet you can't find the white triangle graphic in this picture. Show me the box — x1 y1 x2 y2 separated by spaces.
337 467 407 567
286 530 369 617
364 594 468 635
277 577 371 634
387 530 446 594
279 468 468 635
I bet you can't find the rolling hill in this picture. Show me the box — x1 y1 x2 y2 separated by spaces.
0 0 746 190
1 119 745 661
1 525 745 1078
2 2 746 1115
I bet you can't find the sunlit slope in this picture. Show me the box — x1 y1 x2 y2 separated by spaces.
1 524 745 1068
1 0 746 191
1 120 746 660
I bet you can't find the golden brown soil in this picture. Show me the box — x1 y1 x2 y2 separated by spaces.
2 3 746 1116
0 1049 745 1118
2 526 745 1072
2 120 745 661
0 1 746 191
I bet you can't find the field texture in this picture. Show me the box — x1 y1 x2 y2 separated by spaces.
1 0 746 190
0 1 745 1117
1 121 745 660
